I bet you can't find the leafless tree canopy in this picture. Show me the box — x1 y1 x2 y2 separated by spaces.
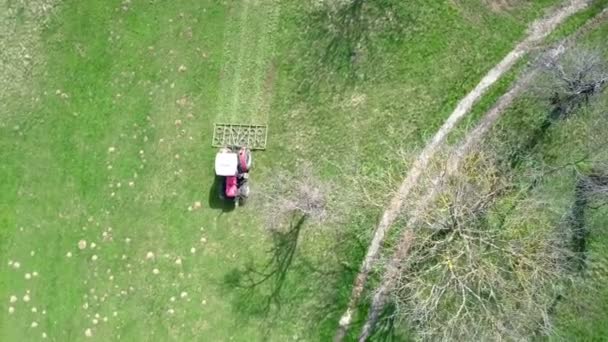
537 48 608 116
385 151 577 341
258 163 335 233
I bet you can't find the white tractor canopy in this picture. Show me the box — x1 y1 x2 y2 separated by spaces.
215 152 238 176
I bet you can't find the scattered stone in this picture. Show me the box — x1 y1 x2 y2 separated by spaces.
91 255 98 261
178 65 187 72
32 307 37 313
8 306 14 314
108 146 116 153
167 308 175 315
170 296 176 302
152 268 160 275
13 261 21 269
25 273 31 280
33 271 38 277
180 291 187 298
175 258 182 266
146 252 154 260
42 332 47 339
92 319 98 325
10 295 17 303
66 252 73 258
31 321 38 328
190 247 196 254
193 201 201 209
30 251 36 256
23 294 30 302
90 242 96 249
78 240 87 250
200 237 207 243
85 328 93 337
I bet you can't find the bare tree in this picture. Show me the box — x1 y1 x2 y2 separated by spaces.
259 163 334 234
537 48 608 118
370 151 576 341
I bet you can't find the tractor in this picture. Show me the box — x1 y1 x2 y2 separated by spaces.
212 123 267 207
214 146 252 206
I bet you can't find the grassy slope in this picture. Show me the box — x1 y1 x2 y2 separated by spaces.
0 0 567 340
544 24 608 341
478 19 608 341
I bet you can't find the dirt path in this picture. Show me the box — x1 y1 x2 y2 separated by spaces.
334 1 591 340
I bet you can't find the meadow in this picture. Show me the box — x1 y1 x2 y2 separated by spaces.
2 0 605 340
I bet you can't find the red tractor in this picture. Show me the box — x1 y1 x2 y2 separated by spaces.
214 146 252 206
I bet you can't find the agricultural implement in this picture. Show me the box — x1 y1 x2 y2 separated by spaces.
212 123 267 150
213 123 267 206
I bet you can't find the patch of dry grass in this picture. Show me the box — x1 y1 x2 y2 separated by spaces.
0 0 58 127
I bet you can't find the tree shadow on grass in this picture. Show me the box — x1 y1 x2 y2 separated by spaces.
223 214 306 318
568 172 608 270
222 214 366 339
508 103 570 169
366 303 405 342
299 0 407 90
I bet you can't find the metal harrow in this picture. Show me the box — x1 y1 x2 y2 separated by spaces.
212 123 268 150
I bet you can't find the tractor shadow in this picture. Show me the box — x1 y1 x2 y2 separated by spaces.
208 176 236 213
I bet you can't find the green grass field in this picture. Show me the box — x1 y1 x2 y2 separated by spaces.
2 0 606 340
